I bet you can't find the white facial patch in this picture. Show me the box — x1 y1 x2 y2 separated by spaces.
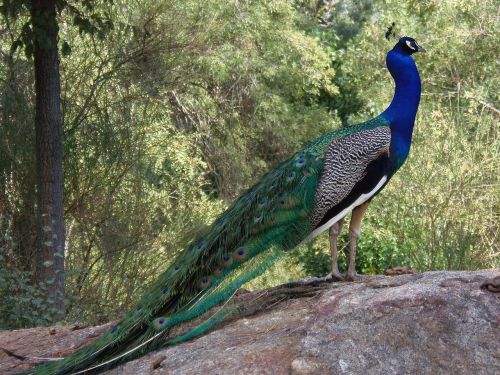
405 40 416 50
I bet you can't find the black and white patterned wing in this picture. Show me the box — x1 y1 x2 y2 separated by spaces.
311 126 391 229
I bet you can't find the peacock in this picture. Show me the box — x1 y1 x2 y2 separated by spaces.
27 36 425 374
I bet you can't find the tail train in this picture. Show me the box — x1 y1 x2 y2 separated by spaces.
30 149 323 374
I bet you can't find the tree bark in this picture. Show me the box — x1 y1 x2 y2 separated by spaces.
31 0 65 322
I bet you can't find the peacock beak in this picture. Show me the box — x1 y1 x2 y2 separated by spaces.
415 43 426 53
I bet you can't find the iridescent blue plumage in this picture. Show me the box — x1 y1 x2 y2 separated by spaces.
382 36 424 170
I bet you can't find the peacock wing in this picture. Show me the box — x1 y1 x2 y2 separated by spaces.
310 126 392 235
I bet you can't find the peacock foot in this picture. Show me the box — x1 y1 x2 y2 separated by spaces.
345 271 360 281
325 271 344 282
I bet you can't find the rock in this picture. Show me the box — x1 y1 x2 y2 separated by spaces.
0 270 498 375
384 266 416 276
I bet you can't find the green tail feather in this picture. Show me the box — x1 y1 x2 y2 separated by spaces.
29 218 293 374
166 247 282 345
30 245 283 375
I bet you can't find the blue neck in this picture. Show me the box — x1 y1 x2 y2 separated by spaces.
381 46 421 165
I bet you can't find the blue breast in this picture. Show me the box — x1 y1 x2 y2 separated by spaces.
380 46 422 171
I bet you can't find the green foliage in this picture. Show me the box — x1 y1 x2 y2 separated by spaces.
1 0 114 58
0 0 498 328
0 246 54 328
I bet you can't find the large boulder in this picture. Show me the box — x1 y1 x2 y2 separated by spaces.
1 270 498 374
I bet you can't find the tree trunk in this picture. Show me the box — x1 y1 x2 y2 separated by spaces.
31 0 65 322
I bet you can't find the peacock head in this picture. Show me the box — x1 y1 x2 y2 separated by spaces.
395 36 426 55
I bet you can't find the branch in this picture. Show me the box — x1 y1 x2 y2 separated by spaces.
473 97 500 117
65 47 147 136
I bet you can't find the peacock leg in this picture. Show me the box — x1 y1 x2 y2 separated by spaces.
326 218 344 281
288 218 346 287
345 201 369 281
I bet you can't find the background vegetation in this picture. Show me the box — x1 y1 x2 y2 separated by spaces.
0 0 498 328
